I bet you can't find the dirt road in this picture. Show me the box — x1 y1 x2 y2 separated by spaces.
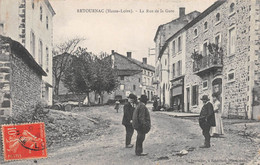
4 105 259 165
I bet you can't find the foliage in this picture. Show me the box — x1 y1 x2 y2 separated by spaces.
208 43 224 58
62 48 119 104
191 49 203 61
53 38 85 95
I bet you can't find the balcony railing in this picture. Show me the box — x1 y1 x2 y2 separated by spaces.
193 53 223 75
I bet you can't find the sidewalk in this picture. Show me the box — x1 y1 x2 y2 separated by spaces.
154 111 200 117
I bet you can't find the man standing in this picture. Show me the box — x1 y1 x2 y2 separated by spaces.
122 94 137 148
132 95 151 156
199 95 216 148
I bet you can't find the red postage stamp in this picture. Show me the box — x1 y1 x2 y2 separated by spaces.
1 122 47 161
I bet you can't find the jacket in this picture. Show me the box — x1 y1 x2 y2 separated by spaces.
199 102 216 127
132 102 151 133
122 102 135 126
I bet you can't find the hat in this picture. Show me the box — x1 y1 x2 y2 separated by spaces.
127 93 136 99
200 95 210 101
139 95 148 102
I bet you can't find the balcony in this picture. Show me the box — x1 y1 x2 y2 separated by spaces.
193 53 223 76
152 77 160 84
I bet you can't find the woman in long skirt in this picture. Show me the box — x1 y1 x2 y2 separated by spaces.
210 93 224 137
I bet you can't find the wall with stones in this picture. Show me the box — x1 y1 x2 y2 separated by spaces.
10 51 42 115
0 39 42 122
185 0 255 117
0 43 12 123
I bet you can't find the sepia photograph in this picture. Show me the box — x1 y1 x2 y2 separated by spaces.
0 0 259 164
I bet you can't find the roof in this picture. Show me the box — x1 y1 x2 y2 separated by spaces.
158 0 225 59
153 10 201 42
44 0 56 16
117 69 142 76
113 52 155 72
0 35 47 76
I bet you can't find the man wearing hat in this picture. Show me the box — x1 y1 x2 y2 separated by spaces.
122 93 137 148
132 95 151 156
199 95 216 148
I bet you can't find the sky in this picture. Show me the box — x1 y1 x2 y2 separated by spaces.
50 0 217 65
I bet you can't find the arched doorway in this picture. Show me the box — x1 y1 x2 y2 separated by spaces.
212 78 222 108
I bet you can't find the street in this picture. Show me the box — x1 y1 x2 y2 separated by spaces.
4 105 259 165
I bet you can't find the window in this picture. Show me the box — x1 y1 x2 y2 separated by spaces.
178 36 182 52
194 28 198 37
172 63 175 78
202 80 208 89
172 41 176 54
203 42 208 56
40 6 43 21
230 3 235 13
46 16 49 29
177 60 182 76
215 34 221 46
144 77 146 85
192 85 199 106
216 13 220 22
32 0 34 9
38 40 43 66
0 23 4 34
30 31 35 58
227 70 235 82
204 22 208 30
147 78 150 85
229 27 236 55
120 76 124 80
139 78 141 82
120 84 125 90
151 73 153 76
148 72 150 76
144 70 146 75
46 47 49 72
133 85 136 91
165 59 167 66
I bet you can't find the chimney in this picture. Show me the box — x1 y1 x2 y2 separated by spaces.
143 58 147 64
127 52 132 58
111 50 115 54
179 7 185 17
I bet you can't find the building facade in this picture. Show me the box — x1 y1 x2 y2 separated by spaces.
154 7 200 107
156 0 260 119
0 0 55 105
110 51 155 101
0 36 47 123
184 0 260 119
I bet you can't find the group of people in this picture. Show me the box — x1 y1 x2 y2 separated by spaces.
122 94 151 156
199 93 224 148
119 92 223 156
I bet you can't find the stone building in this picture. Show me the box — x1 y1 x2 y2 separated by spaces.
157 0 260 119
183 0 260 119
109 51 155 101
154 7 201 107
0 0 55 105
0 36 47 123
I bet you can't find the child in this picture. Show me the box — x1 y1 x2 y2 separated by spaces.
115 100 120 113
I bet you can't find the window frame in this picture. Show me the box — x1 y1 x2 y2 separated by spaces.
194 28 198 38
214 33 222 46
215 13 220 24
227 70 235 83
178 36 182 52
202 80 208 90
228 25 236 56
204 22 208 32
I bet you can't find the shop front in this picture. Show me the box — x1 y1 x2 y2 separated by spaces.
170 76 184 112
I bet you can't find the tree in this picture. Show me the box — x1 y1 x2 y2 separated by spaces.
62 47 94 104
91 55 119 104
53 38 85 95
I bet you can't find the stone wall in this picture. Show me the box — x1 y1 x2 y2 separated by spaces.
185 0 255 117
11 52 42 115
0 37 42 121
0 43 12 122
